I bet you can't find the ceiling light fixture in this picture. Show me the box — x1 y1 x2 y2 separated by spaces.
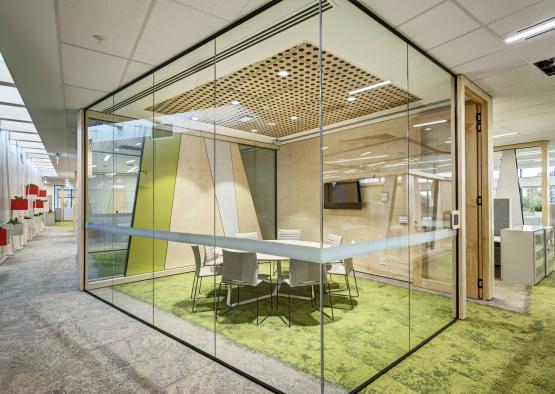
191 116 199 121
413 120 447 128
127 166 139 173
277 70 289 77
322 146 329 150
493 132 518 138
251 129 258 133
360 151 371 156
239 116 251 122
504 18 555 44
424 127 431 131
290 116 298 121
103 154 111 162
126 159 135 164
231 100 240 106
349 80 391 95
347 96 356 102
267 122 276 126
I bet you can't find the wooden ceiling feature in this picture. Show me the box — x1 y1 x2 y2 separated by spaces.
149 42 420 138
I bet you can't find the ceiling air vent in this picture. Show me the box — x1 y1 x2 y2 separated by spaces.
534 57 555 76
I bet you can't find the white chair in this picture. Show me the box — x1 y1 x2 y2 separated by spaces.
191 245 222 312
277 260 334 326
234 232 259 240
203 245 223 266
326 233 343 247
328 240 359 309
277 228 301 241
217 249 272 325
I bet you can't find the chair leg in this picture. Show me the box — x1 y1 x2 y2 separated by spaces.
256 285 259 326
192 275 200 312
345 275 353 309
190 274 197 299
327 283 334 320
199 276 203 294
269 274 273 310
216 281 222 315
352 270 359 297
288 285 291 327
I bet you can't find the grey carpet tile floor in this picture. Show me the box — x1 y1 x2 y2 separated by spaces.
0 226 268 394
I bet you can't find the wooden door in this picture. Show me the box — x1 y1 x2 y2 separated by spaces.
465 102 483 299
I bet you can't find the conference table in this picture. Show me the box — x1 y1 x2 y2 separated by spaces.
215 239 331 307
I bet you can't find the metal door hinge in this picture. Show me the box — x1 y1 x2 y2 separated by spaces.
477 196 483 206
478 278 483 289
476 112 482 132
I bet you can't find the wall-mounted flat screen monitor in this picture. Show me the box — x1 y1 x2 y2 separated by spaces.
324 181 362 209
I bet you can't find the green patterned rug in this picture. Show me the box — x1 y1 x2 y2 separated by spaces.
114 270 453 390
365 273 555 393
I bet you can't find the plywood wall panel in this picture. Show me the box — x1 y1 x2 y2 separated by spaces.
165 135 224 270
231 143 261 237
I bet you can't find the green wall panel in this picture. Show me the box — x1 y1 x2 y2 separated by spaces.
126 131 181 276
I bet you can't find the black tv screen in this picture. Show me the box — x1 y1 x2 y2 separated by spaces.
324 181 362 209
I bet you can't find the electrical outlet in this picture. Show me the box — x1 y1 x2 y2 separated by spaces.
379 255 387 266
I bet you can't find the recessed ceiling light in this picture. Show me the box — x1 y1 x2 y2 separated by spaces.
103 154 111 162
191 116 199 121
349 80 391 95
505 18 555 43
424 127 431 131
413 120 447 128
267 122 276 126
251 129 258 133
277 70 289 77
290 116 298 121
347 96 356 102
126 159 135 164
239 116 251 122
322 146 329 150
493 132 518 138
231 100 240 106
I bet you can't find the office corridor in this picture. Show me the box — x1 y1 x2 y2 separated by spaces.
0 225 266 393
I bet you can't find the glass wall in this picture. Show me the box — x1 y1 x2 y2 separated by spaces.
83 1 458 391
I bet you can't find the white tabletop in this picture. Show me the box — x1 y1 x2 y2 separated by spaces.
216 239 328 261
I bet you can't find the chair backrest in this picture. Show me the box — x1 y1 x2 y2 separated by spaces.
327 233 343 247
191 245 202 275
277 228 301 241
222 249 259 286
342 240 356 274
234 232 259 240
204 245 216 265
289 259 327 287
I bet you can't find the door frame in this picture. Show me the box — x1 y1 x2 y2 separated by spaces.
456 76 494 318
494 140 550 226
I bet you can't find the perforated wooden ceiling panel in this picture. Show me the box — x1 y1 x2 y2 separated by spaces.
150 42 420 138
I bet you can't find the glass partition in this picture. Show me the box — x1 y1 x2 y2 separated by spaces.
83 1 458 391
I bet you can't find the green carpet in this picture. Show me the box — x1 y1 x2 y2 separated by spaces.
55 221 73 227
364 273 555 393
114 270 453 390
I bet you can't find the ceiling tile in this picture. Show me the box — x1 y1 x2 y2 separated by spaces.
133 0 227 65
429 28 505 68
488 0 555 35
510 29 555 63
453 48 527 80
58 0 151 58
359 0 443 27
235 0 272 19
62 44 127 92
120 61 153 86
174 0 250 22
457 0 538 25
64 85 108 110
398 1 480 50
0 103 31 121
